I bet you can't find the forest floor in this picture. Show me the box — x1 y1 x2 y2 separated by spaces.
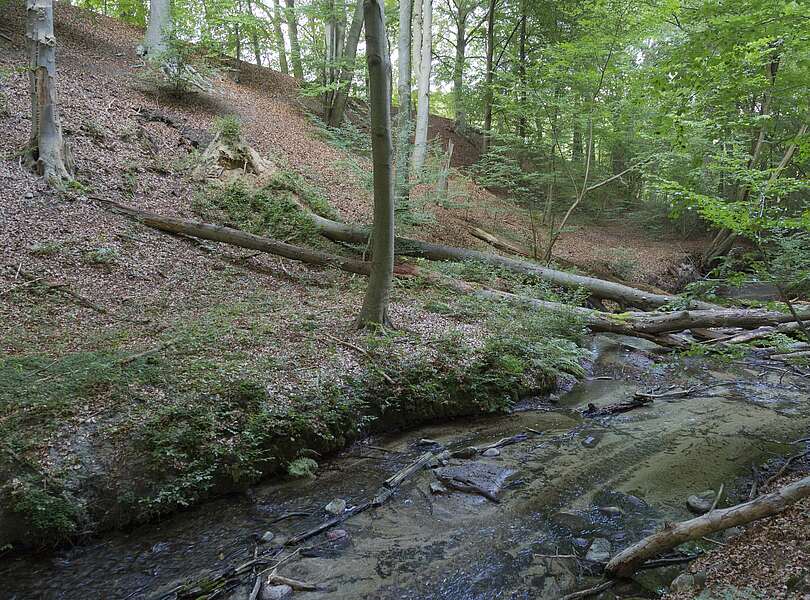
3 5 794 594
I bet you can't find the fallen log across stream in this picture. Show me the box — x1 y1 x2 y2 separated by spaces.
305 212 718 310
99 200 810 346
604 474 810 578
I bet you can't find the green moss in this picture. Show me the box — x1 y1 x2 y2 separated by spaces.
3 475 85 545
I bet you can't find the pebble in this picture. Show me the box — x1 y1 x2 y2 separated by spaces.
598 506 624 517
581 435 600 448
572 537 590 552
24 191 34 199
451 446 478 459
326 529 348 541
687 490 716 514
325 498 346 515
261 583 293 599
585 537 612 562
429 481 448 495
669 572 696 593
482 448 501 457
259 531 275 543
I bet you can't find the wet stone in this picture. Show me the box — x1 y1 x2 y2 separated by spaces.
259 531 275 543
451 446 479 459
551 510 591 533
482 448 501 457
262 583 293 599
581 434 601 448
670 573 696 593
585 538 611 562
572 537 590 553
326 529 348 541
429 481 448 495
433 462 516 499
687 490 716 514
598 506 623 518
325 498 347 515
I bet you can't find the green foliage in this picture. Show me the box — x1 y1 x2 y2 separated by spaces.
3 475 85 545
83 246 119 265
193 180 319 242
138 34 215 96
213 114 242 143
309 114 371 155
287 458 319 478
264 170 338 220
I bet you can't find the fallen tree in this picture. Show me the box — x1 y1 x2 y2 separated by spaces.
99 201 810 345
305 213 717 311
605 474 810 578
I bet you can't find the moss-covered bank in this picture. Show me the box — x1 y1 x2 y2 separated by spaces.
0 294 586 550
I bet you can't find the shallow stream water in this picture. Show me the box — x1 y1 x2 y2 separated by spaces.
2 334 809 599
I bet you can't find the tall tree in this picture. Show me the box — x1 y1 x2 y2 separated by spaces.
284 0 304 80
451 0 471 129
272 0 290 75
143 0 171 55
481 0 495 154
246 0 263 66
357 0 395 327
395 0 413 203
411 0 432 172
25 0 72 186
327 0 365 127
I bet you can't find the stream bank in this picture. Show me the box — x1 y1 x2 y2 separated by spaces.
2 333 809 599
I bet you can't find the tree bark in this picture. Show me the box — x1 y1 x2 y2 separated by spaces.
284 0 304 80
272 0 290 75
481 0 495 154
306 213 717 310
144 0 171 55
246 0 263 66
395 0 413 203
605 475 810 578
452 3 468 129
357 0 396 327
324 0 346 112
411 0 432 172
25 0 72 186
517 0 527 140
327 0 365 127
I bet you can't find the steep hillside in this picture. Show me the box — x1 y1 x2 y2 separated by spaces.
0 2 699 548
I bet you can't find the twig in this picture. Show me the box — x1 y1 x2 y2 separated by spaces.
709 483 724 512
322 332 395 385
0 277 45 296
117 338 178 365
560 580 614 600
267 511 310 524
764 450 810 489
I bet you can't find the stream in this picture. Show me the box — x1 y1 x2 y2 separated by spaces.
2 333 809 600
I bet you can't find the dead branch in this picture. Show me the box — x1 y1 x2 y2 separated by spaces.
605 474 810 578
560 580 614 600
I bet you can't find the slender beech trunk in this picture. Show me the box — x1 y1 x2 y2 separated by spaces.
327 0 365 127
324 0 346 111
284 0 304 80
272 0 289 75
411 0 422 90
411 0 432 172
571 121 583 161
246 0 262 66
144 0 171 55
452 4 468 129
517 1 527 140
395 0 413 203
25 0 72 186
357 0 395 327
481 0 495 155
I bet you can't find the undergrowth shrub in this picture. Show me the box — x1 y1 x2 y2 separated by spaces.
193 180 319 242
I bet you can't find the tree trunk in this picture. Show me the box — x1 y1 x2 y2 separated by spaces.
327 0 365 127
452 5 467 129
324 0 346 111
481 0 495 154
411 0 422 89
272 0 289 75
395 0 413 203
411 0 432 173
284 0 304 80
306 214 718 310
606 475 810 578
357 0 395 327
517 0 527 140
246 0 262 66
25 0 72 187
572 122 583 161
144 0 170 55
